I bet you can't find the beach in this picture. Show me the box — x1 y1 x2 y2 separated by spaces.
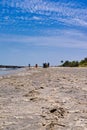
0 67 87 130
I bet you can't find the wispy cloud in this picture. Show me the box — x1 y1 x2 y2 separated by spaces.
0 29 87 49
0 0 87 48
1 0 87 27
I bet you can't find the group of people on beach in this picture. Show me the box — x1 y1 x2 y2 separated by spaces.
28 63 50 68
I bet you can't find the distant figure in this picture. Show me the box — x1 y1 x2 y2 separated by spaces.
43 63 46 68
28 64 30 69
35 64 38 68
43 62 50 68
48 62 50 67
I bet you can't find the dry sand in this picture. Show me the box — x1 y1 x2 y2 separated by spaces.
0 67 87 130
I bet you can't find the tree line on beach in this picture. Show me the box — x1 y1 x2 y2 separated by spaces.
60 57 87 67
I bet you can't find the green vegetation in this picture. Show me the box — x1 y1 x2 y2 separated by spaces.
79 58 87 67
61 57 87 67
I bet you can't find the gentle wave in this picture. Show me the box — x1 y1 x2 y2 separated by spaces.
0 68 18 76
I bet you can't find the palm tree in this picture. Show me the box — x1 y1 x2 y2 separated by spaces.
61 60 64 64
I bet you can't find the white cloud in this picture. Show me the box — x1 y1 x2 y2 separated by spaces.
0 29 87 49
32 16 41 20
4 16 9 20
5 0 87 27
1 0 87 27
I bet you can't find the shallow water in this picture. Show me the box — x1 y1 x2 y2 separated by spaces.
0 68 18 76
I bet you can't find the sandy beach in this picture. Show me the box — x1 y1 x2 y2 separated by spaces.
0 67 87 130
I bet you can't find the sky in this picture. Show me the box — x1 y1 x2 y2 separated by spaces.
0 0 87 66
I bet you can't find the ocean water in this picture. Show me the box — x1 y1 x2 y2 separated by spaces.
0 68 18 76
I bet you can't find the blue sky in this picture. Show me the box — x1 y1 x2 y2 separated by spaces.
0 0 87 66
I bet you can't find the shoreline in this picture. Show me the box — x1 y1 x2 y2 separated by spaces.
0 67 26 77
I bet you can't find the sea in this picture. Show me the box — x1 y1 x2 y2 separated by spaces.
0 68 19 76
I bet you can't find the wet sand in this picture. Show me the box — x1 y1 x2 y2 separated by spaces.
0 67 87 130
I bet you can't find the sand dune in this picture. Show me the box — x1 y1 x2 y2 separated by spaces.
0 67 87 130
